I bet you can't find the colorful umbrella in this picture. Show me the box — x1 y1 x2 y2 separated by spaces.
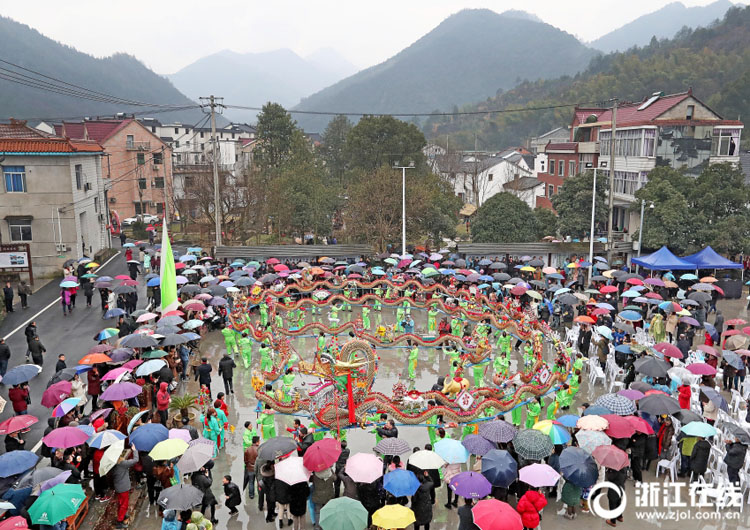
559 446 598 487
52 397 82 418
449 471 492 499
94 328 119 341
472 499 522 530
653 342 683 359
28 483 86 526
88 429 126 449
303 438 341 472
532 420 571 444
345 453 383 483
519 463 560 487
43 427 89 449
383 469 420 497
592 445 630 470
372 505 415 530
556 414 580 428
434 438 469 464
41 381 72 408
319 496 368 530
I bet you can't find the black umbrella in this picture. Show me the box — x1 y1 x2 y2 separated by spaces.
673 409 703 424
480 449 518 487
528 259 544 267
120 334 159 349
109 348 134 364
208 285 227 297
725 424 750 445
235 277 253 287
63 259 78 268
260 274 279 285
161 334 190 346
558 294 578 306
258 437 298 461
559 447 599 487
489 262 507 270
94 281 113 290
610 270 627 278
591 275 608 282
688 292 711 303
638 393 680 415
493 273 511 282
47 367 78 387
157 484 204 511
629 381 652 393
455 259 467 267
17 467 64 488
179 285 200 295
614 322 635 334
2 364 42 385
634 357 670 378
113 285 135 295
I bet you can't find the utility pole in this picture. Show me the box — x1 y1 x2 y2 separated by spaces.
200 95 225 248
393 163 415 256
588 167 598 279
606 98 618 263
161 146 170 227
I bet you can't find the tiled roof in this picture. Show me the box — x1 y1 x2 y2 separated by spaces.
0 122 48 138
574 108 605 125
55 122 86 139
594 92 693 127
0 138 103 153
545 142 577 152
82 120 132 143
504 177 543 191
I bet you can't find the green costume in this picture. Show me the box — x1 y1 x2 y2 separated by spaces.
259 412 276 440
374 287 383 311
342 288 352 311
451 318 462 337
650 314 666 343
221 327 237 356
362 307 371 330
238 336 253 368
274 312 283 329
281 372 296 403
201 414 221 457
546 389 565 420
472 361 489 387
317 335 327 352
329 305 340 327
495 333 512 354
427 308 438 334
310 422 325 442
427 415 439 445
525 400 542 429
573 357 584 372
408 345 419 380
297 310 305 329
215 408 228 449
368 415 384 443
569 374 580 397
396 307 405 332
242 426 258 450
259 302 268 327
493 352 510 377
259 344 273 372
511 405 523 427
523 344 534 369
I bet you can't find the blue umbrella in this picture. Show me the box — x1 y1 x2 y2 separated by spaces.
699 385 730 412
434 438 469 464
621 290 641 298
559 447 598 487
556 415 580 428
579 261 592 267
547 273 564 280
2 364 41 385
383 469 420 497
461 435 496 456
181 332 201 341
130 423 169 451
596 326 613 340
127 411 149 434
681 273 698 281
480 450 518 487
722 351 744 371
147 277 161 287
88 429 127 449
681 421 717 438
0 451 39 478
371 269 386 276
77 424 95 438
454 274 467 281
104 308 126 319
582 405 612 416
618 310 642 321
596 303 615 311
59 280 79 288
615 345 632 354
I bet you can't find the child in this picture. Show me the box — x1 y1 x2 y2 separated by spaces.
223 475 241 515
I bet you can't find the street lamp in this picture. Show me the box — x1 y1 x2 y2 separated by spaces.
586 163 597 279
393 161 415 256
635 200 654 274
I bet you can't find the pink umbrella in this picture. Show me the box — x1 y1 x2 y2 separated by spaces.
625 415 654 435
510 285 527 296
592 308 609 316
519 463 560 488
602 414 636 439
136 312 158 323
100 382 142 401
169 429 192 442
687 363 716 375
644 292 663 300
724 329 741 337
736 349 750 358
120 279 139 287
101 367 131 382
43 426 90 449
696 344 718 357
276 456 311 485
599 286 618 294
0 414 38 435
122 359 143 371
644 278 665 287
41 381 72 408
90 408 113 421
303 438 341 472
654 342 683 359
592 445 630 470
617 389 644 401
345 453 383 483
273 264 289 272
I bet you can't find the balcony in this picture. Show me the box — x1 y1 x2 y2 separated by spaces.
126 141 151 151
578 141 599 154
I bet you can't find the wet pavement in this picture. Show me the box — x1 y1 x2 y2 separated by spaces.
127 299 750 529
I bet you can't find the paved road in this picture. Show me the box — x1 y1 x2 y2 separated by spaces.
0 245 138 449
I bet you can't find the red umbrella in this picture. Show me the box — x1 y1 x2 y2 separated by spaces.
510 285 527 296
602 414 635 439
696 344 718 357
41 381 72 408
625 416 654 435
266 258 280 265
273 264 289 272
724 329 741 337
302 438 341 472
88 344 113 354
472 499 522 530
599 285 618 294
592 445 630 470
727 318 747 326
644 292 663 300
0 516 28 529
114 275 130 280
714 286 725 296
625 278 644 286
163 310 185 317
653 342 683 359
644 389 668 396
0 414 38 435
592 308 609 316
120 279 139 287
175 262 186 270
79 353 113 365
687 363 717 375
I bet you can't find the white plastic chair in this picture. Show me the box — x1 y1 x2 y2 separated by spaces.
656 451 679 482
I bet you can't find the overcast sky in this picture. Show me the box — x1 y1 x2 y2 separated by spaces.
1 0 744 73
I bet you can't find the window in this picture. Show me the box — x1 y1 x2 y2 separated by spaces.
134 202 144 215
176 154 182 163
599 129 647 157
547 184 554 198
151 126 156 133
152 152 163 165
686 105 694 120
126 135 134 149
154 177 164 189
712 128 740 156
194 155 200 164
603 169 648 196
174 127 179 134
138 178 147 190
185 128 189 134
200 132 204 138
488 173 494 182
75 164 83 190
200 143 205 151
185 141 190 147
547 160 554 175
643 129 656 157
137 153 145 165
175 141 180 148
156 203 164 214
4 166 26 193
94 197 99 213
9 219 31 241
231 133 235 139
558 160 564 176
568 161 576 177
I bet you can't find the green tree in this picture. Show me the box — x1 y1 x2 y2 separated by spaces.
345 116 426 172
533 207 558 239
320 115 352 184
409 173 462 245
254 102 297 172
471 192 538 243
552 171 607 239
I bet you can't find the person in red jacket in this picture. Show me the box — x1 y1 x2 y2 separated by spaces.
8 384 29 415
156 382 170 426
677 384 691 409
517 487 548 530
92 448 111 501
88 367 101 413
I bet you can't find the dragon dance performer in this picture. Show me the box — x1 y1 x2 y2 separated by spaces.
396 304 405 332
408 342 419 381
523 342 535 370
259 300 269 327
329 303 341 329
259 342 273 373
342 285 352 311
238 331 253 368
472 359 490 387
450 317 462 337
525 396 543 428
274 310 283 329
510 386 523 427
221 325 238 357
259 404 276 439
427 305 438 334
546 384 567 419
361 305 371 330
281 368 295 403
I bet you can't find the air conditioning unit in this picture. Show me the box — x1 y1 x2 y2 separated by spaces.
84 182 92 191
109 197 117 203
97 213 105 221
152 164 160 171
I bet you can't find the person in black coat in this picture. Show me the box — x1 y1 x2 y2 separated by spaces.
298 427 314 456
4 433 24 452
195 358 213 397
0 338 10 377
223 475 241 515
192 467 218 524
690 437 711 480
55 354 67 373
28 336 46 366
578 326 592 357
457 497 479 530
218 354 236 395
604 467 627 527
377 420 398 439
273 476 291 527
725 440 748 483
357 479 384 527
3 281 14 313
629 433 647 483
411 472 433 530
289 481 310 529
333 440 350 497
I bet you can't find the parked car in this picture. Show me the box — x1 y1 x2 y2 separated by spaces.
121 214 160 226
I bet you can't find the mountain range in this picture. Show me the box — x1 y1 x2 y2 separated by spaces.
590 0 734 52
168 48 358 123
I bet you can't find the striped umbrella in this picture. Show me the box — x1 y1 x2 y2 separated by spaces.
373 438 411 456
478 420 517 443
513 430 554 460
594 393 636 416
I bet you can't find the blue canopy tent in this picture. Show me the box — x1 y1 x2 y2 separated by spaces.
681 246 742 270
631 246 695 271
